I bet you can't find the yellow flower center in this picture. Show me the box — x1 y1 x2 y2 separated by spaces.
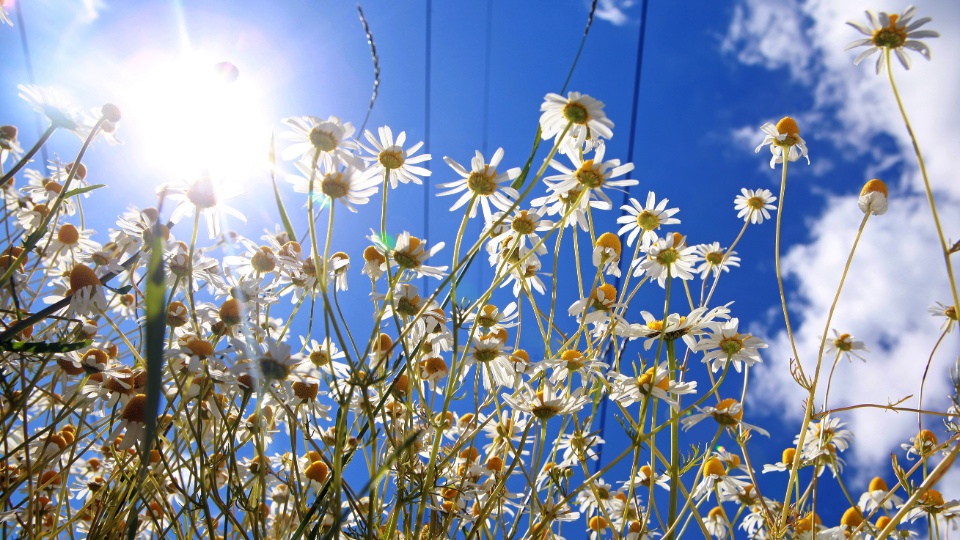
575 159 604 189
57 224 80 245
292 381 319 401
378 149 404 170
775 116 801 147
562 101 590 125
595 232 622 257
69 264 100 293
363 245 386 264
511 210 537 235
705 251 724 265
304 460 329 484
309 127 338 152
187 177 217 209
872 14 908 49
590 283 617 310
476 304 499 328
420 356 448 376
868 476 888 492
704 457 726 477
393 237 424 270
637 367 670 393
121 394 148 424
467 167 498 196
719 335 745 357
841 507 863 528
637 210 660 231
560 350 586 371
711 398 743 425
656 247 679 266
321 172 349 200
861 178 888 197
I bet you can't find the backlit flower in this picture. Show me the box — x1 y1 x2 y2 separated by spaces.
631 233 696 287
846 6 939 74
539 92 614 154
359 126 431 188
755 116 810 169
824 329 868 362
617 191 680 249
440 148 520 224
543 143 636 211
697 318 766 373
692 242 739 280
734 188 777 224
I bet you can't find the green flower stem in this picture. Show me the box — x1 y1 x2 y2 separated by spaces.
885 49 960 314
780 211 871 531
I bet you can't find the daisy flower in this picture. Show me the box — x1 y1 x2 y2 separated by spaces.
697 318 766 373
567 282 623 326
287 159 379 212
928 301 957 333
617 191 680 249
543 143 636 211
164 174 246 239
501 379 589 421
858 476 903 514
858 178 888 216
609 363 696 410
108 394 148 450
486 207 553 256
704 507 730 540
691 457 750 503
361 244 387 282
681 398 769 437
631 233 697 287
692 242 739 280
593 232 622 277
902 489 960 524
359 126 431 188
17 84 90 139
440 147 521 224
734 188 777 224
901 429 938 460
373 230 448 279
280 115 359 169
824 329 868 362
44 264 108 318
846 6 939 74
539 92 614 153
755 116 810 169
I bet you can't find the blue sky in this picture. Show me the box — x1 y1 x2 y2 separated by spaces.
3 0 959 534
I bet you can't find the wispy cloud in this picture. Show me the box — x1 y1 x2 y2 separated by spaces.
724 0 960 496
593 0 636 26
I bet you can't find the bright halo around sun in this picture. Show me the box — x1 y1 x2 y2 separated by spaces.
119 51 272 185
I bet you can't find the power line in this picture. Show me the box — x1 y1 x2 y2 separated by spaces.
595 0 650 473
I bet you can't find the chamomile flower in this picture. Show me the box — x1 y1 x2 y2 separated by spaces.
632 233 697 287
692 242 739 280
567 282 623 326
681 398 769 437
928 301 957 333
755 116 810 169
846 6 939 74
18 84 90 139
376 231 448 279
609 363 697 409
486 207 553 256
539 92 614 153
697 318 766 373
617 192 680 249
164 175 246 239
858 477 903 513
0 125 22 165
734 188 777 224
858 179 888 216
543 143 636 211
359 126 432 188
288 159 379 212
280 115 359 169
901 429 938 460
824 330 868 362
593 232 622 277
440 148 520 224
691 457 750 503
502 379 589 421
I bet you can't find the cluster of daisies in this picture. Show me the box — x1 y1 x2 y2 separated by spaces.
0 4 957 539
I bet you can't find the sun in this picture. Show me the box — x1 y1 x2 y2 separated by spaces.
117 50 273 185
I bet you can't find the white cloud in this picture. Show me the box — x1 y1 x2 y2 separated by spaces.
724 0 960 494
593 0 636 26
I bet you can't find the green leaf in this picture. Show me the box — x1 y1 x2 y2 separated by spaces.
270 131 297 243
63 183 106 199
